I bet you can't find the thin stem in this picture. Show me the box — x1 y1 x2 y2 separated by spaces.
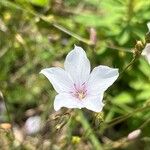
77 110 103 150
119 56 137 77
105 41 133 53
105 105 150 128
53 23 92 45
127 0 134 24
139 118 150 129
0 0 92 45
1 92 15 139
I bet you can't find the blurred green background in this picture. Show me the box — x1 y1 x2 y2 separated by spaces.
0 0 150 149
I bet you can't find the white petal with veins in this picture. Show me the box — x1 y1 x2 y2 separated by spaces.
87 66 119 95
40 67 73 93
142 43 150 64
54 93 83 111
83 94 104 112
64 45 91 84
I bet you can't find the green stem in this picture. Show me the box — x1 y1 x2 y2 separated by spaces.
77 110 103 150
53 23 92 45
119 56 137 78
105 105 150 129
1 92 15 139
139 118 150 129
127 0 134 24
0 0 92 45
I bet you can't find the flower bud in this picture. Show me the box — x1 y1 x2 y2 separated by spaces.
127 129 141 140
134 41 144 57
89 27 97 45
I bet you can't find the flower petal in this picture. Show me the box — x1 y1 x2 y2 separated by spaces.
87 65 119 95
142 43 150 64
64 45 90 84
54 93 83 111
83 94 104 112
40 67 73 93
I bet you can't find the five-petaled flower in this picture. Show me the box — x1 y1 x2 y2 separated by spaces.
40 46 119 112
142 22 150 64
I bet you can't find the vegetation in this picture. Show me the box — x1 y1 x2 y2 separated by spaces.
0 0 150 149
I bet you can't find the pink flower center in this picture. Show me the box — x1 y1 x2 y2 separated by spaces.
70 82 87 100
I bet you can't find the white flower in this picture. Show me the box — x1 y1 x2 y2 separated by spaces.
40 45 119 112
142 22 150 64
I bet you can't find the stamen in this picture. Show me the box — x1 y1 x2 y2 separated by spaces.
74 83 79 92
81 82 85 86
71 82 87 100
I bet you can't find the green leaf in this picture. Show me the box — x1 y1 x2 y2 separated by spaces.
139 59 150 78
137 89 150 100
112 92 133 105
29 0 49 7
118 31 130 45
130 80 150 90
